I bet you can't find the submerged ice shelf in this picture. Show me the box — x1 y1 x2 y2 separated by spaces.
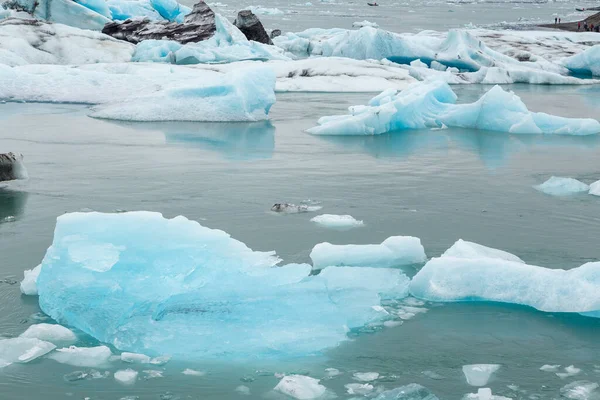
35 212 410 359
307 81 600 136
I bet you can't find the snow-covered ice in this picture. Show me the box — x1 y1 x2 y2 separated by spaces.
410 240 600 315
114 369 138 384
307 81 600 136
534 177 590 196
562 45 600 77
374 383 439 400
310 236 426 269
274 375 327 399
90 66 276 122
441 239 524 263
560 381 598 400
0 337 56 367
311 214 364 229
47 345 112 368
462 364 501 387
35 211 410 359
353 372 379 382
19 323 76 345
590 180 600 197
20 264 41 295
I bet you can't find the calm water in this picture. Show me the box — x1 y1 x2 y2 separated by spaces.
1 84 600 399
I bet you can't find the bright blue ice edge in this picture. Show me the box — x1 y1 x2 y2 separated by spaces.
36 212 410 360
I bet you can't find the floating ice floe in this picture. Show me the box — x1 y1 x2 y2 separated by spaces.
121 352 168 365
345 383 374 396
464 388 512 400
182 368 205 376
560 381 598 400
274 375 327 399
36 211 410 359
143 369 164 379
324 368 342 378
0 337 56 367
556 365 581 379
19 323 76 345
47 345 112 368
410 239 600 316
311 214 364 229
114 369 138 384
374 383 439 400
588 180 600 197
353 20 379 28
462 364 501 387
307 81 600 136
310 236 426 270
20 264 41 295
562 45 600 77
540 364 561 372
90 65 275 122
534 177 590 196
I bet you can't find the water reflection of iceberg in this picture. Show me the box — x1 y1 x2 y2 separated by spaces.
318 128 600 169
163 121 275 161
0 188 28 223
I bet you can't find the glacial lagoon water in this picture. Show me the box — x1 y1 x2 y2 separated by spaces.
1 84 600 399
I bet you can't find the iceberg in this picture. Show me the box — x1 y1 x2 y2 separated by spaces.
307 81 600 136
462 364 500 387
562 45 600 77
47 345 112 367
560 381 598 400
441 239 524 263
20 264 41 295
310 214 364 229
73 0 112 19
19 323 77 345
410 240 600 315
89 65 276 122
374 383 439 400
310 236 427 270
0 152 27 182
590 180 600 197
534 177 590 196
274 375 327 399
16 0 112 30
114 369 138 384
150 0 191 22
36 211 410 359
0 337 56 367
106 0 163 21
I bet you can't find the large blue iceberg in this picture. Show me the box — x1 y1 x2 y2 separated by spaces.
410 240 600 315
307 81 600 136
36 212 410 359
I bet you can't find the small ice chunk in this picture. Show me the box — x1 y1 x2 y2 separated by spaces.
353 372 379 382
311 214 364 229
540 364 560 372
271 203 322 213
235 385 251 395
20 264 41 295
47 345 112 368
556 365 581 379
422 371 445 380
63 369 109 382
384 320 403 328
182 368 205 376
0 337 56 366
121 352 151 364
352 20 379 28
410 59 429 69
143 370 164 379
19 323 76 345
462 364 501 386
589 180 600 197
310 236 426 269
374 383 439 400
441 239 524 263
346 383 374 395
560 381 599 400
324 368 342 378
114 369 138 385
534 177 589 196
274 375 327 399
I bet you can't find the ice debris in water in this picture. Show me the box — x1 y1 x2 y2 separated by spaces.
90 66 276 122
422 371 444 380
352 20 379 28
462 365 501 387
590 180 600 197
346 383 374 396
143 369 164 379
121 352 169 365
556 365 581 379
274 375 327 399
353 372 379 382
20 264 41 295
307 81 600 136
324 368 342 378
36 212 410 359
534 177 590 196
562 45 600 77
235 385 251 395
114 369 138 385
560 381 599 400
271 203 322 213
374 383 439 400
47 346 112 368
410 239 600 316
0 337 56 367
441 239 523 263
19 323 76 345
63 369 110 382
182 368 205 376
540 364 561 372
310 236 426 270
311 214 364 229
463 388 512 400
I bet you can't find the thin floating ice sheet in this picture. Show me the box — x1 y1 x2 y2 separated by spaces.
36 212 410 359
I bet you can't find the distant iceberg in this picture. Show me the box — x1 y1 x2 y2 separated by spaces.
410 240 600 315
36 211 410 359
307 81 600 136
534 177 590 196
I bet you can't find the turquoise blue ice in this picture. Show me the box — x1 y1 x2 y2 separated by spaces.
562 45 600 77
